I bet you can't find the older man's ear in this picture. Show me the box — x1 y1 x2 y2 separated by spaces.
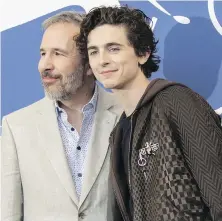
86 68 93 76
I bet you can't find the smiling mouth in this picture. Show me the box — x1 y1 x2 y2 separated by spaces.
100 70 117 75
42 76 60 84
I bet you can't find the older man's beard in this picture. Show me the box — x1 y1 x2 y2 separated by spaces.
42 65 85 101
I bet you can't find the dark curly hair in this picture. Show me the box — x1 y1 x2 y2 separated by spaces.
76 6 160 78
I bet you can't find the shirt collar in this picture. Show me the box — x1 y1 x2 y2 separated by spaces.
55 85 98 117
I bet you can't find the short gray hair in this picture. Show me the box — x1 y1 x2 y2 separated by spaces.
42 11 85 30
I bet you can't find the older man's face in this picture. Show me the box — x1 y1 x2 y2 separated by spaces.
38 22 85 100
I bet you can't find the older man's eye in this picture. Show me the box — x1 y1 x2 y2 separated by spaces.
55 52 62 56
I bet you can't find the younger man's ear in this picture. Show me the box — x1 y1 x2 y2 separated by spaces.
138 52 150 65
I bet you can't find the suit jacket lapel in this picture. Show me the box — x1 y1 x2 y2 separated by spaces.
79 88 120 207
36 97 79 206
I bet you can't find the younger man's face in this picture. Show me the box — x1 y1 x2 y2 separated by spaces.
87 24 147 90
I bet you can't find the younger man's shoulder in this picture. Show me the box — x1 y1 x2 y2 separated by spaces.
157 84 219 121
158 84 203 105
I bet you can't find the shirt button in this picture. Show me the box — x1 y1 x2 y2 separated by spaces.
78 212 85 219
78 173 82 177
71 127 74 131
77 146 81 150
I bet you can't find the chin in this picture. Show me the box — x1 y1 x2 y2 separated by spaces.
102 82 116 90
101 79 123 90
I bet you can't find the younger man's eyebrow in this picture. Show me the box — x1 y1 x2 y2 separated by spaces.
87 42 123 51
106 42 123 47
87 46 98 51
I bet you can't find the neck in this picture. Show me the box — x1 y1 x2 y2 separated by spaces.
59 80 95 114
112 73 150 117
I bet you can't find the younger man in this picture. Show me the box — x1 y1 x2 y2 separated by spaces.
77 6 222 221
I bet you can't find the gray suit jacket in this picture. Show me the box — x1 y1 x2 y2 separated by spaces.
1 87 122 221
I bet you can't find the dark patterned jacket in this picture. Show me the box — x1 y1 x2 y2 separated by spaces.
109 79 222 221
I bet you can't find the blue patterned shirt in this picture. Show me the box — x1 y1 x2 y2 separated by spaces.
55 86 98 198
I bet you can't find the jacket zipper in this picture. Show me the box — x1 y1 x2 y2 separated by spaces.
128 116 133 192
128 110 137 192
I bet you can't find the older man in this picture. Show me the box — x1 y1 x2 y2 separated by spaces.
1 11 121 221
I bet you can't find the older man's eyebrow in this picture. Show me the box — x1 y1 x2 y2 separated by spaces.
40 48 69 54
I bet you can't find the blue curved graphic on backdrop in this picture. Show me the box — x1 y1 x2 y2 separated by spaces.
163 17 222 99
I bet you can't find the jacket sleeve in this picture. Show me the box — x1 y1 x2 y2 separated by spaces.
1 117 23 221
163 86 222 221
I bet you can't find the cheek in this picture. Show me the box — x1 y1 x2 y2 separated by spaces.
88 58 98 73
88 57 94 67
119 59 137 74
57 59 76 73
124 56 139 72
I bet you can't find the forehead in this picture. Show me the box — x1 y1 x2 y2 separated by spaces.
41 22 80 48
87 24 129 47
